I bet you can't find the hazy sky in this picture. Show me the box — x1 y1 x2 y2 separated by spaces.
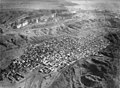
65 0 120 12
0 0 120 10
0 0 78 9
1 0 119 4
1 0 60 3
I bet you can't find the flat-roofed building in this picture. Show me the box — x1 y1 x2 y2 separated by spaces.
17 24 22 29
22 20 28 27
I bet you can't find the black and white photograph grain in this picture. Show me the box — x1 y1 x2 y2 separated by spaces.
0 0 120 88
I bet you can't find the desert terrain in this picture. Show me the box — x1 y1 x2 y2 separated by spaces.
0 0 120 88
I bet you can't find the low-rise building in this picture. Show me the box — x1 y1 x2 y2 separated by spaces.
22 20 28 27
17 24 22 29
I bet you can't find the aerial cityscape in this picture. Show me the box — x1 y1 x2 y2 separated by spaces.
0 0 120 88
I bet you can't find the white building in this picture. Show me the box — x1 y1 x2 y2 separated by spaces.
36 18 39 23
17 24 22 29
22 20 28 27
